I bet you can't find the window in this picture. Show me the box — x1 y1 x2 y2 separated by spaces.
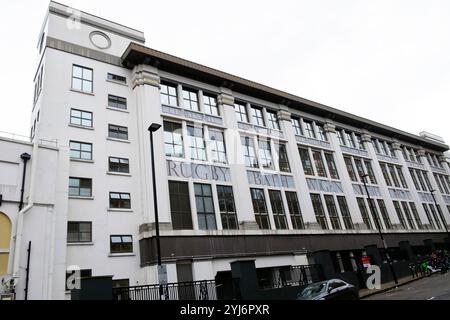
345 132 356 148
299 148 314 176
108 95 127 110
164 121 184 158
416 170 428 191
344 157 357 182
70 109 92 127
108 125 128 140
364 161 377 184
422 204 436 229
388 165 400 188
377 199 392 229
69 178 92 197
355 134 365 150
393 201 407 229
401 201 416 230
194 184 217 230
110 235 133 253
429 204 442 230
169 181 193 230
285 192 304 229
380 164 392 186
217 186 238 230
387 143 396 158
250 106 265 126
109 157 130 173
204 94 219 116
371 139 381 154
337 196 354 230
182 88 199 111
310 194 328 230
353 159 365 180
209 129 227 163
67 222 92 243
304 120 315 139
251 188 271 229
160 82 178 106
380 141 390 156
292 118 302 136
267 111 280 130
70 141 92 160
325 153 339 179
396 167 408 189
269 190 288 230
107 73 126 84
409 168 420 190
188 125 206 161
276 144 291 173
337 130 346 146
72 65 93 93
316 124 327 142
357 198 373 230
234 102 248 122
324 195 341 230
258 139 274 169
409 202 423 230
368 199 382 229
242 137 258 168
312 150 327 177
109 193 131 209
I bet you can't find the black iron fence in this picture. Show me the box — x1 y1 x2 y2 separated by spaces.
258 264 325 290
113 280 218 301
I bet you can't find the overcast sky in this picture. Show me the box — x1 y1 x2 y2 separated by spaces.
1 0 449 143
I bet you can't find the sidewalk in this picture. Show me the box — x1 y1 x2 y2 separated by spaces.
359 275 425 299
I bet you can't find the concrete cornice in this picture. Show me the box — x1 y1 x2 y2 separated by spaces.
277 109 292 122
132 66 160 89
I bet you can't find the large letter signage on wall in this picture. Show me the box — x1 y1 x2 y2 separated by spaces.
167 160 231 182
247 171 295 188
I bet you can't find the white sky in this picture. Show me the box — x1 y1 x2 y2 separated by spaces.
1 0 449 144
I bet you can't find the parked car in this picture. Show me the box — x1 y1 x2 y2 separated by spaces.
296 279 359 300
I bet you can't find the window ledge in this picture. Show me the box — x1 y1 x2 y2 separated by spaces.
108 253 135 257
106 79 128 87
107 172 132 177
67 242 94 247
106 107 130 113
68 124 94 131
69 196 94 200
107 137 131 144
70 89 95 96
70 158 94 164
107 208 133 213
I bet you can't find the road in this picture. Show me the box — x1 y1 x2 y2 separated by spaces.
364 272 450 300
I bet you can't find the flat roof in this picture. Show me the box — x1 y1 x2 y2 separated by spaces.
122 42 449 152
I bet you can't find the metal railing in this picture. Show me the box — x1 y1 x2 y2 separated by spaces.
0 131 58 148
258 264 325 290
113 280 218 301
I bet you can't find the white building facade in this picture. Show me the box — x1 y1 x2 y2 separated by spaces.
1 2 450 300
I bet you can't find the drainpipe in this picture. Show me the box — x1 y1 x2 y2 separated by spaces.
18 153 31 211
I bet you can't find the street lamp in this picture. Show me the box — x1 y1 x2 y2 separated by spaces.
429 189 450 248
360 173 398 285
148 123 166 296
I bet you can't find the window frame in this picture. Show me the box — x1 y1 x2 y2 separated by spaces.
69 141 93 161
110 235 133 254
67 221 92 243
70 109 93 128
108 124 129 140
109 192 131 209
72 65 93 93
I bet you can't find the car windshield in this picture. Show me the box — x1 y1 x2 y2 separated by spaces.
299 282 328 299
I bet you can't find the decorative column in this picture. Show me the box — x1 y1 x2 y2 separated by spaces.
219 87 259 230
417 149 450 226
324 121 366 229
439 156 450 175
132 65 172 232
391 142 430 227
277 107 320 229
362 133 402 229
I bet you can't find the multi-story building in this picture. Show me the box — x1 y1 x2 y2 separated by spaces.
1 1 450 299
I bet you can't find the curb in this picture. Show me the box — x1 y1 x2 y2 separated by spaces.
360 275 427 299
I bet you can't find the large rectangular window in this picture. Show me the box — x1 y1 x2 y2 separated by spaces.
108 95 127 110
194 184 217 230
325 153 339 179
217 186 238 230
416 170 428 191
234 102 248 122
337 196 354 230
428 204 442 230
303 120 315 139
269 190 287 230
388 164 400 188
70 109 92 127
396 167 408 189
324 195 341 230
345 132 356 148
266 111 280 130
70 141 92 160
355 134 365 150
401 201 416 230
164 121 184 158
380 164 392 186
187 125 206 161
312 150 327 177
409 202 423 230
72 65 93 93
344 157 357 182
251 188 271 230
108 125 128 140
310 194 328 230
109 157 130 173
169 181 193 230
251 106 265 126
299 148 314 176
368 199 382 230
182 88 199 111
110 235 133 254
160 82 178 106
209 129 227 164
409 168 420 190
109 192 131 209
353 158 365 180
242 137 258 168
285 191 304 229
422 204 436 229
204 94 219 116
393 201 407 229
316 124 327 142
364 161 377 184
337 130 346 146
67 222 92 243
69 178 92 197
276 144 291 173
377 199 392 229
258 139 274 169
292 118 302 136
357 198 373 230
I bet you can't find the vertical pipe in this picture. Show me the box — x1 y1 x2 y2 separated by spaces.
24 241 32 300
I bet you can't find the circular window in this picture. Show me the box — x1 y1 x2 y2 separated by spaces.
89 31 111 49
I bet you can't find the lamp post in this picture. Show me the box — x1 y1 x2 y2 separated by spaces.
148 123 167 298
429 189 450 248
360 173 398 285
